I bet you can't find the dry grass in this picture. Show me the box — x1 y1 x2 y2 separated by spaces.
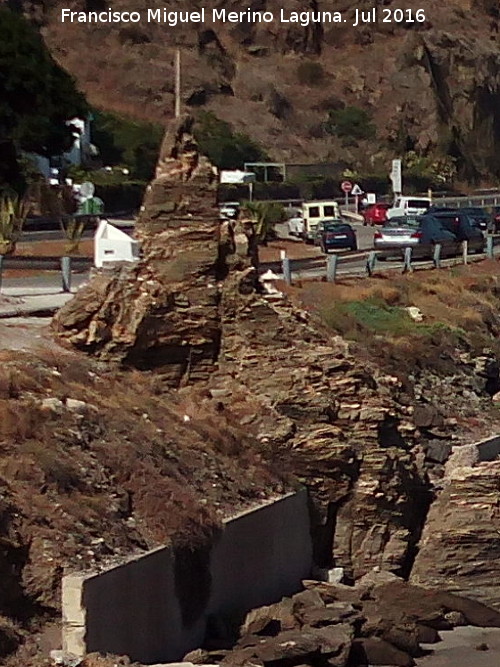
284 261 500 372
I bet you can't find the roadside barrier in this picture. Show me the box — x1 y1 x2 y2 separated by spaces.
0 255 92 293
267 235 500 285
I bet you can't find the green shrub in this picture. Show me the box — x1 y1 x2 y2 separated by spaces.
91 110 163 180
321 298 466 346
194 111 268 169
324 300 415 338
324 106 376 141
296 61 325 86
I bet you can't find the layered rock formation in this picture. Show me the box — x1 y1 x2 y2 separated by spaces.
53 115 254 384
53 113 500 623
209 277 430 580
411 458 500 611
53 113 434 582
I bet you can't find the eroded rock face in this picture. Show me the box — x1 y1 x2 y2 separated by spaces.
206 272 429 578
52 115 255 385
411 459 500 610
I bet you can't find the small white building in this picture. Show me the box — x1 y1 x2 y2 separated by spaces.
94 219 140 268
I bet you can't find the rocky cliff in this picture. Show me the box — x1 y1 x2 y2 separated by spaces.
53 115 434 593
53 115 256 383
19 0 500 180
53 113 500 618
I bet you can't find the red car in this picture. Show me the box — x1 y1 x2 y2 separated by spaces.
363 203 390 226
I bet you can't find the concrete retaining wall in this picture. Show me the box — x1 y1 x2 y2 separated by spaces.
63 490 312 664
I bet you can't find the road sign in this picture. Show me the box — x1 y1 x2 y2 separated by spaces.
341 180 353 193
351 184 364 196
390 159 402 194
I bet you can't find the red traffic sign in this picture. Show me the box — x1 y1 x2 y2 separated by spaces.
341 180 353 193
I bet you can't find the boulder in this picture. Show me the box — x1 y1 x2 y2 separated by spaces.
411 461 500 611
241 599 297 637
350 637 414 666
228 626 354 667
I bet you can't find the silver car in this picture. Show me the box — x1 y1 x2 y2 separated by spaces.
373 216 421 251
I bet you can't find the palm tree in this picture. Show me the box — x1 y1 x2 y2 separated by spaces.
240 201 286 243
0 192 29 255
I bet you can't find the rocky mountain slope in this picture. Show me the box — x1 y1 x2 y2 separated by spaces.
3 115 500 666
19 0 500 181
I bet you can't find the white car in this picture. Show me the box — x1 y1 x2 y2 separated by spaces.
387 196 431 219
219 202 240 220
287 217 305 236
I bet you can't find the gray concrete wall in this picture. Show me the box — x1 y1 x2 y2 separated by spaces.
63 490 312 664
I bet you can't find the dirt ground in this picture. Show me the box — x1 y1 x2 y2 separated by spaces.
259 239 322 262
0 317 63 353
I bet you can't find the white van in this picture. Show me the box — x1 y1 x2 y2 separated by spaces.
387 196 431 219
302 200 341 242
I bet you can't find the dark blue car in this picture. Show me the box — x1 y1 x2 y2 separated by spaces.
318 221 357 253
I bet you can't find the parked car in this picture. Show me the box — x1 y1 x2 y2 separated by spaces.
375 212 485 258
410 211 485 258
373 216 421 251
219 202 240 220
428 206 489 232
457 207 489 232
362 203 390 226
313 218 343 245
493 206 500 233
387 196 432 219
317 221 357 253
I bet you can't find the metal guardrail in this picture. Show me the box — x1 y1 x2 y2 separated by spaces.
23 211 136 232
0 255 92 271
435 194 500 208
264 235 500 284
0 255 92 293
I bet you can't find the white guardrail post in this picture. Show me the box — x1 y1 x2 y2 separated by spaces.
462 240 468 265
61 256 72 293
486 235 494 259
326 254 338 282
366 251 377 276
403 246 413 273
0 255 3 293
433 243 442 268
281 255 292 285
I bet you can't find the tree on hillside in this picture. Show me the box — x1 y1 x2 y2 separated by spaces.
194 111 268 169
0 7 87 192
91 110 164 180
324 106 376 142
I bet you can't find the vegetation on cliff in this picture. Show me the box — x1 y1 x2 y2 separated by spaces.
0 7 86 191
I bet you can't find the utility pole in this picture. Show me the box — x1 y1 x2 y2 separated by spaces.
174 48 181 118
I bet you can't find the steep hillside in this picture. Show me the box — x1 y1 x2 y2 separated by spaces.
19 0 500 181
